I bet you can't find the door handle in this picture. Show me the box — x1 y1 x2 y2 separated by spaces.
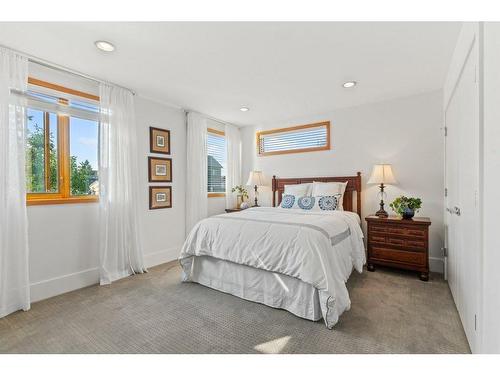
446 207 461 216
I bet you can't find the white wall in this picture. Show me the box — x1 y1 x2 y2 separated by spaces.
135 97 186 266
28 204 100 301
28 95 186 302
208 197 226 216
241 90 445 272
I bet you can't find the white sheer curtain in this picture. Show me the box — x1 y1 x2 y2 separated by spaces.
0 47 30 317
186 112 208 234
99 83 146 285
225 123 241 209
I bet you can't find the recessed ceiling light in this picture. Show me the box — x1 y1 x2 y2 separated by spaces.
95 40 115 52
240 106 250 112
343 81 357 88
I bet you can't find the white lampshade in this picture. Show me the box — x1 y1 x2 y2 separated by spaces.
367 164 397 185
246 171 266 186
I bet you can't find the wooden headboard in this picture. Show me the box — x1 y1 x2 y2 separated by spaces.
272 172 362 217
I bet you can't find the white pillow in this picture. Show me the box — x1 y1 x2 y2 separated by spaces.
284 183 312 197
311 181 348 210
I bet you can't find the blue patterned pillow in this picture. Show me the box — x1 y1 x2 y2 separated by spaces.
318 195 341 211
298 196 315 210
280 194 296 209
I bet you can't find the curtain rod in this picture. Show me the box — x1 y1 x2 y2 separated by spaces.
184 108 240 128
2 44 136 96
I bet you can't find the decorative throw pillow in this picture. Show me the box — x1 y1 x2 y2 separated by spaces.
312 181 348 210
317 194 342 211
298 196 315 210
280 194 296 209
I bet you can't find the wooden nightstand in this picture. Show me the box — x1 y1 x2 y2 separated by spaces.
225 208 244 213
365 215 431 281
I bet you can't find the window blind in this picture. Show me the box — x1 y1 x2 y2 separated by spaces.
257 122 330 156
207 132 226 193
23 89 99 121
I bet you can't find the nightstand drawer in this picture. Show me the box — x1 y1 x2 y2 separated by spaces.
406 239 426 250
370 225 387 234
369 234 386 243
387 237 405 246
406 228 426 238
368 236 426 250
384 226 426 238
387 226 406 235
371 247 426 266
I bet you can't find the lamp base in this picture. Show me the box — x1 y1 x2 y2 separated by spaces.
375 184 389 218
376 196 388 218
375 209 388 218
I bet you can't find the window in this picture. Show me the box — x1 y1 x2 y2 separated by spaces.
25 78 99 205
26 109 59 193
256 121 330 156
207 128 226 197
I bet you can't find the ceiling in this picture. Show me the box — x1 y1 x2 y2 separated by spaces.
0 22 461 126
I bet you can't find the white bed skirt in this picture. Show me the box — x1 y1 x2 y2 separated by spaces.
188 255 323 322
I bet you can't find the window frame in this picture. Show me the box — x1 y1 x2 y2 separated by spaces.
26 78 100 206
207 127 226 198
256 121 331 156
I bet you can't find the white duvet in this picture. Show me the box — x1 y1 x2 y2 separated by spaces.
179 207 365 328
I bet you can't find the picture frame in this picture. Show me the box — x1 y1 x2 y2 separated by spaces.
149 186 172 209
149 127 171 155
148 156 172 182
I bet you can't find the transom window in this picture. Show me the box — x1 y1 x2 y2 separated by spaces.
256 121 331 156
25 78 99 205
207 128 226 197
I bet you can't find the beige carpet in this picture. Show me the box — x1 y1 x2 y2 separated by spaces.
0 262 470 354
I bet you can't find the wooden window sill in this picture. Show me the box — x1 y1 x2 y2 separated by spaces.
208 193 226 198
27 196 99 206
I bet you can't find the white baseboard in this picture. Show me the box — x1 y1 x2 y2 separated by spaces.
429 256 444 274
144 246 180 268
30 267 99 303
30 246 181 304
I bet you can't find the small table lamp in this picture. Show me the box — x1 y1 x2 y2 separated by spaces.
246 171 266 207
367 164 397 218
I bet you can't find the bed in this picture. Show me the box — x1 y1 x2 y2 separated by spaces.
179 173 365 328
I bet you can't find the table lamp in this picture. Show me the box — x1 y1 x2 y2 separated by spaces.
246 171 266 207
367 164 397 218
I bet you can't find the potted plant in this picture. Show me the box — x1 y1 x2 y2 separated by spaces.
389 196 422 219
231 185 249 208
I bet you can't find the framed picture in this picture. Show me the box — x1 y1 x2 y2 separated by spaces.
148 156 172 182
149 186 172 209
150 127 171 154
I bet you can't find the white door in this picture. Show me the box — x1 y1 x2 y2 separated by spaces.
444 39 479 352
